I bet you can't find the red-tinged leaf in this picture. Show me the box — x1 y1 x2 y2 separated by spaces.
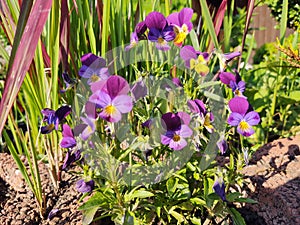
0 0 17 43
41 42 51 68
208 0 227 51
60 0 70 71
0 0 53 136
238 0 255 69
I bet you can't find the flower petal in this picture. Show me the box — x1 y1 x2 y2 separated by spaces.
169 138 187 150
178 125 193 138
244 111 260 125
180 45 197 62
99 107 122 123
219 72 235 85
227 112 243 126
81 53 106 67
112 95 133 113
89 90 111 108
237 124 255 137
178 8 193 31
145 11 166 30
228 97 249 115
105 75 130 99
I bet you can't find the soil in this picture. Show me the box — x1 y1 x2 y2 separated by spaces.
0 135 299 225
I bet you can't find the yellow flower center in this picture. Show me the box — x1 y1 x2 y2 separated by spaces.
182 24 188 34
104 105 116 115
239 120 250 131
90 74 100 82
173 134 181 142
158 37 165 44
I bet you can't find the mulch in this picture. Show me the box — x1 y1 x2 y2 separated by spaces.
0 135 299 225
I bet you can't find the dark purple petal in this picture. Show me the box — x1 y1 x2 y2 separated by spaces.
213 181 226 201
223 51 241 63
62 151 75 170
135 21 147 37
148 28 161 42
145 11 167 30
41 108 55 121
76 179 94 193
244 111 260 125
105 75 130 99
162 26 175 41
161 112 182 131
60 137 76 149
41 124 55 134
227 112 243 126
80 53 106 67
161 131 174 145
237 81 246 92
219 72 235 85
142 119 153 128
55 105 71 122
228 97 249 116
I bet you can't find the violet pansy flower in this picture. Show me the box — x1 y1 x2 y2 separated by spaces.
79 53 110 84
125 21 147 51
161 112 193 151
180 45 209 76
89 75 133 123
167 8 193 47
60 72 77 93
76 179 94 193
227 97 260 137
188 99 214 133
41 105 71 134
219 70 246 97
62 149 81 171
145 11 175 51
213 179 227 202
60 124 76 148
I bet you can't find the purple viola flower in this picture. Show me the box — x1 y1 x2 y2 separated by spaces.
167 8 193 46
89 75 133 123
41 105 71 134
227 97 260 137
213 180 226 202
219 70 246 97
76 179 94 193
79 53 110 84
60 72 77 93
180 45 209 76
62 149 81 171
60 124 76 148
125 21 147 51
161 112 193 151
80 116 96 140
217 135 228 155
215 50 241 71
188 99 214 133
172 77 182 87
145 11 175 51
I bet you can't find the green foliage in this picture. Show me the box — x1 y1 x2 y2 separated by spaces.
264 0 300 29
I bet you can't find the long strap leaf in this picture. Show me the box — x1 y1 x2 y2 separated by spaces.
0 0 53 136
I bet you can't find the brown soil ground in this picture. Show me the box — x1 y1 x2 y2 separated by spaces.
0 135 299 225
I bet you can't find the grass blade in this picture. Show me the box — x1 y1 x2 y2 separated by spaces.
0 0 52 136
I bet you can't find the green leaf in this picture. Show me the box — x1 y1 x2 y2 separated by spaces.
234 197 258 204
127 190 154 202
169 208 185 223
78 192 106 211
82 207 98 225
190 217 202 225
229 207 246 225
166 177 178 196
226 192 241 202
190 197 206 206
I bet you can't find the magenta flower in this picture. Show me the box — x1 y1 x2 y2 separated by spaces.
219 70 246 97
213 180 226 202
79 53 110 84
161 112 193 151
188 99 214 133
180 45 209 76
145 12 175 51
41 106 71 134
125 21 147 51
89 75 133 123
76 179 94 193
60 124 76 148
227 97 260 137
167 8 193 46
